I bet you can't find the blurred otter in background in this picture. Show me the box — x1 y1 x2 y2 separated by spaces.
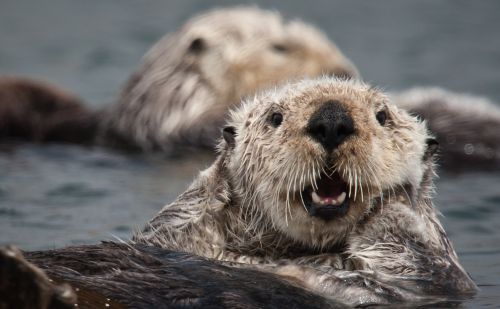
102 7 358 151
0 6 499 171
0 77 98 145
392 88 500 172
0 7 357 152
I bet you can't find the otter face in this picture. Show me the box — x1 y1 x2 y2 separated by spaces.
225 77 429 248
181 7 358 101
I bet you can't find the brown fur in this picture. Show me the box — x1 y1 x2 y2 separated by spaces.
1 243 344 309
0 7 357 153
1 7 498 173
101 7 358 151
392 87 500 171
0 77 98 144
0 245 76 309
0 78 476 307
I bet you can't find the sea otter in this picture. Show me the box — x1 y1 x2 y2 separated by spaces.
101 7 358 151
1 7 499 171
0 77 476 308
0 244 343 309
131 77 476 305
0 7 358 152
392 87 500 172
0 77 98 145
0 77 476 306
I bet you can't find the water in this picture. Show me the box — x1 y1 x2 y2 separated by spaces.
1 0 499 307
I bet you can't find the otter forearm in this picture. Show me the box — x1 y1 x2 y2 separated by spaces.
270 264 422 307
347 203 476 296
133 192 228 258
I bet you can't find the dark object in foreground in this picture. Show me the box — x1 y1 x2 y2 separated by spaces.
0 246 76 309
0 242 342 309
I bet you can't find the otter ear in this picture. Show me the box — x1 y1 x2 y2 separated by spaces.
187 37 206 54
222 126 236 148
424 138 439 160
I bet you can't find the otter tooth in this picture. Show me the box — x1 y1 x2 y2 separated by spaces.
337 192 346 204
311 191 321 204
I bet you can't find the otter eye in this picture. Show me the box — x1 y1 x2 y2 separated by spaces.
271 112 283 127
188 38 205 54
376 110 387 126
271 44 289 53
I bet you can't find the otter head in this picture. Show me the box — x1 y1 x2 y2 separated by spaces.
222 77 432 249
178 6 358 103
113 7 359 150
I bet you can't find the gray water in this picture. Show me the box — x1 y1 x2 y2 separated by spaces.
1 0 499 307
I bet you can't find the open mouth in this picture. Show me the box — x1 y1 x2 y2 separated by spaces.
301 171 349 221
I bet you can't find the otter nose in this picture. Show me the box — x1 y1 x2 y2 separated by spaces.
307 100 355 151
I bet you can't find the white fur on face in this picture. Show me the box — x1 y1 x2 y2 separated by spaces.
226 77 430 248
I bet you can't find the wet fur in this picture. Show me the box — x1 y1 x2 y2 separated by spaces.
0 77 98 144
133 77 476 306
14 243 342 309
0 78 477 307
0 7 357 153
101 7 357 151
1 8 499 173
0 245 76 309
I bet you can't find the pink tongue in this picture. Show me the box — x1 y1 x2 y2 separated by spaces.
316 175 345 198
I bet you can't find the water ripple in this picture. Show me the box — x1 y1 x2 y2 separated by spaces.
46 183 109 199
0 208 23 218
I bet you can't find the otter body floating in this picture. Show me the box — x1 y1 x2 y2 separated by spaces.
392 87 500 172
0 243 343 309
132 77 476 306
0 77 476 307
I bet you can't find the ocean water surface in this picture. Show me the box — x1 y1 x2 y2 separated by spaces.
1 0 499 307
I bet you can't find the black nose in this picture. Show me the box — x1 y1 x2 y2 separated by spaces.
307 100 355 151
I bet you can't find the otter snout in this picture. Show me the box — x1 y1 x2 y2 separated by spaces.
307 100 355 151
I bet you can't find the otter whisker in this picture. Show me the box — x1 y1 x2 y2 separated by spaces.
299 191 308 212
322 164 329 177
312 167 319 192
353 168 358 201
399 184 413 208
359 173 364 203
284 164 299 224
299 160 307 194
347 168 353 198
